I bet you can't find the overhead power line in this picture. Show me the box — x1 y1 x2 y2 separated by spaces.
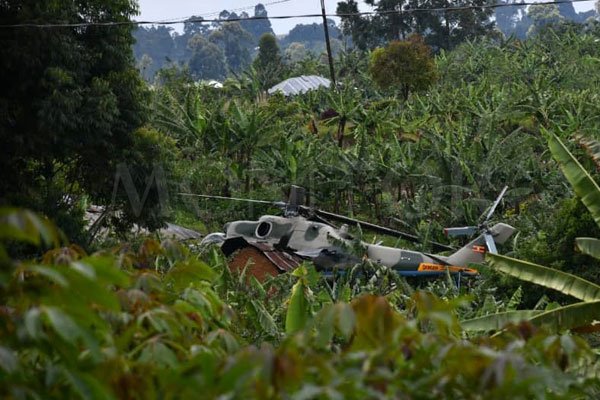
83 0 296 26
199 0 294 18
0 0 594 29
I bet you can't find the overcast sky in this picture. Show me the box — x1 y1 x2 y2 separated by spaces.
135 0 368 35
136 0 595 36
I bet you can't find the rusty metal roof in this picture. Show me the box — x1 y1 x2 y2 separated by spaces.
221 237 303 273
250 242 303 273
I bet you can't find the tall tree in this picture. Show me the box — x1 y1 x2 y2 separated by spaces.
285 42 309 63
0 0 169 237
188 35 227 80
284 20 342 45
337 0 496 51
369 35 437 100
527 4 564 36
408 0 496 51
173 16 210 65
241 4 275 43
337 0 375 50
370 0 413 42
495 0 524 37
253 33 286 90
133 26 175 80
210 22 254 74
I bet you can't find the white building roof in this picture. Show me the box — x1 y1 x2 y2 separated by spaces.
268 75 331 96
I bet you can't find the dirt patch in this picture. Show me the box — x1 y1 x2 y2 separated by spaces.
228 246 280 282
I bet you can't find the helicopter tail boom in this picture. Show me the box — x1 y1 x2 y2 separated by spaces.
446 223 515 266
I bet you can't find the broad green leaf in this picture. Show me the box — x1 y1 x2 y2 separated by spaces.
42 306 102 359
350 295 403 351
73 257 129 287
206 329 240 353
286 280 309 334
44 306 87 341
24 308 44 340
166 259 217 291
138 308 173 333
23 265 69 287
0 208 61 247
487 253 600 302
507 286 523 311
70 261 96 279
0 346 18 374
291 264 308 278
313 305 335 347
134 272 163 294
138 341 178 368
576 237 600 260
58 264 122 313
479 294 498 316
461 310 543 332
334 302 355 338
533 295 549 311
545 130 600 229
63 369 115 400
249 276 267 299
250 299 278 336
529 300 600 333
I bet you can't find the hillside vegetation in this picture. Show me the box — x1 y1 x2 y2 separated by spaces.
4 1 600 398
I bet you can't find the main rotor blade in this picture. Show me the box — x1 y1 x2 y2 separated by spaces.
178 193 286 207
482 186 508 224
306 207 455 252
484 233 497 254
444 226 478 237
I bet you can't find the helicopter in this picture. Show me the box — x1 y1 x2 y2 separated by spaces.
181 186 515 280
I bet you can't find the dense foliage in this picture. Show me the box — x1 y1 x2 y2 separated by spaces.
142 23 600 318
153 24 600 252
1 210 599 399
337 0 496 51
370 35 437 99
5 0 600 397
0 0 172 240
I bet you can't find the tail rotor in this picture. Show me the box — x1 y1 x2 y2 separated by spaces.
444 186 509 254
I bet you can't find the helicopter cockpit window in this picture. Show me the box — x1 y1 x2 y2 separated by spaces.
255 221 272 239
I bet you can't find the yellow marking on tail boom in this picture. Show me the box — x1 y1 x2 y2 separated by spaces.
418 263 478 274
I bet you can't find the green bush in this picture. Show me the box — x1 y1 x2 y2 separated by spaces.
1 209 599 399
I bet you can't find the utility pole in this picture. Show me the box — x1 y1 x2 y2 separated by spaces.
320 0 337 87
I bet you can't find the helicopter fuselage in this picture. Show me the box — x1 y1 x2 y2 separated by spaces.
219 215 489 276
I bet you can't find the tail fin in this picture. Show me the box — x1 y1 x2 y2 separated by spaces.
446 223 515 267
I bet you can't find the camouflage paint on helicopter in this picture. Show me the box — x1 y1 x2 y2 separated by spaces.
193 185 515 278
211 214 515 277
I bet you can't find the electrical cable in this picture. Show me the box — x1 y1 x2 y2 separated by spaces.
0 0 594 28
199 0 294 18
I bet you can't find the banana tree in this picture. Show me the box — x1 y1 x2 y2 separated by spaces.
153 88 208 155
323 86 363 148
225 101 273 193
462 132 600 333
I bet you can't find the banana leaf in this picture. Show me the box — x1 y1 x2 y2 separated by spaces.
487 253 600 302
285 280 309 334
528 300 600 333
461 310 543 332
545 130 600 229
576 237 600 260
577 135 600 171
